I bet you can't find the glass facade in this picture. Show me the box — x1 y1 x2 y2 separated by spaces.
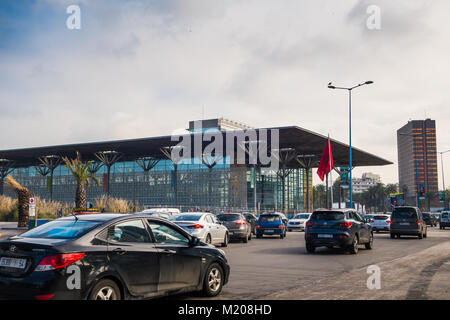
6 158 308 213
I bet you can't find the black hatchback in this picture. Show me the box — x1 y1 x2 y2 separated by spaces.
305 209 373 254
0 214 230 300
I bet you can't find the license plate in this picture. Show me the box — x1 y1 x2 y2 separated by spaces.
400 223 409 226
318 234 333 238
0 257 27 269
265 230 274 233
228 232 234 235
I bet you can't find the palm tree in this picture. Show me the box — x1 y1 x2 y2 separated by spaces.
62 152 100 209
5 175 30 228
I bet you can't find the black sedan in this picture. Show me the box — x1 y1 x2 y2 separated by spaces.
0 214 230 300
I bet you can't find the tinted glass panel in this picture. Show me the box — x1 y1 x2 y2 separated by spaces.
217 214 241 221
170 215 202 221
108 220 150 243
392 208 418 220
373 216 389 220
259 215 281 222
311 211 345 221
148 222 189 245
20 220 101 239
294 214 310 219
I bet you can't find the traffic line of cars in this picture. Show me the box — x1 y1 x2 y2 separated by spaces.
0 206 447 299
0 210 289 300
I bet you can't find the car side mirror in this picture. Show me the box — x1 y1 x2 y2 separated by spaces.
190 236 200 247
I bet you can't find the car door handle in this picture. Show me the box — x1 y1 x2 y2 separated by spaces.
112 248 126 255
163 249 176 254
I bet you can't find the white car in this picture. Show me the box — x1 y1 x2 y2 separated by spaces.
170 212 229 247
141 208 181 217
287 213 311 232
369 214 391 232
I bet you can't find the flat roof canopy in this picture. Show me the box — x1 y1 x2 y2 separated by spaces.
0 126 392 169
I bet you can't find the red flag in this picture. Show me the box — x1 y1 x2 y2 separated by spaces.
317 137 334 181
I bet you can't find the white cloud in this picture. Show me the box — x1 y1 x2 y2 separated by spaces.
1 0 449 187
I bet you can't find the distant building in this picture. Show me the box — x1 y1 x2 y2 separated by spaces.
352 172 381 193
397 119 439 208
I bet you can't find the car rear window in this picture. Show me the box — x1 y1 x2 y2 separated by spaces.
217 214 241 221
442 212 449 219
392 208 418 220
311 211 345 221
259 215 281 222
19 220 101 239
294 214 310 219
170 215 201 221
373 216 388 220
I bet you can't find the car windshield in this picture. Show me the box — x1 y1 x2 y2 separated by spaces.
423 213 431 218
217 214 241 221
259 215 281 222
442 212 449 219
311 211 345 221
392 208 418 220
294 214 310 219
373 215 389 220
170 215 202 221
19 220 101 239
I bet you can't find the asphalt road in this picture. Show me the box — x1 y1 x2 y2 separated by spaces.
2 222 449 300
179 227 450 299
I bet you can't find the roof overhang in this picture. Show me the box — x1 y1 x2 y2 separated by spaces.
0 126 392 169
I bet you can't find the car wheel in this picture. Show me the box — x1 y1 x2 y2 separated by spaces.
365 233 374 250
243 234 248 243
418 231 423 239
348 235 359 254
280 233 284 239
202 263 224 297
424 229 427 238
89 279 121 300
306 243 315 253
221 233 229 247
390 233 395 239
287 229 292 232
248 231 252 241
206 234 212 244
256 233 262 238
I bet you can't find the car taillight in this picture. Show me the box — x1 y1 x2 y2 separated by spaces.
388 220 393 225
187 224 204 229
256 225 260 228
35 294 55 300
279 225 284 228
236 221 246 225
306 221 314 228
417 220 421 225
369 219 374 223
338 222 352 229
35 253 85 272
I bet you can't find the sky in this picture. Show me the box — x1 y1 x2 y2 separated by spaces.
0 0 449 187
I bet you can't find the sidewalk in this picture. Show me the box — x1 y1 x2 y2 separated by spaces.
262 241 450 300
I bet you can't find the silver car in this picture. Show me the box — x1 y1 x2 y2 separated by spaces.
170 212 229 247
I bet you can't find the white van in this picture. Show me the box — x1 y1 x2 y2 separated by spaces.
440 211 450 229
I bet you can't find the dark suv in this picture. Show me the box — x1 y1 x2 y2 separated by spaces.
390 206 427 239
305 209 373 254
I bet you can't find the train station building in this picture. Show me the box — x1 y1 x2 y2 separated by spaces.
0 118 391 213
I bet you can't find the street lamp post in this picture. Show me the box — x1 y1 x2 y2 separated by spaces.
440 150 450 210
399 133 420 208
328 81 373 209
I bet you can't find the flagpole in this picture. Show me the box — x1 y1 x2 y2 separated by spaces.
329 135 334 209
